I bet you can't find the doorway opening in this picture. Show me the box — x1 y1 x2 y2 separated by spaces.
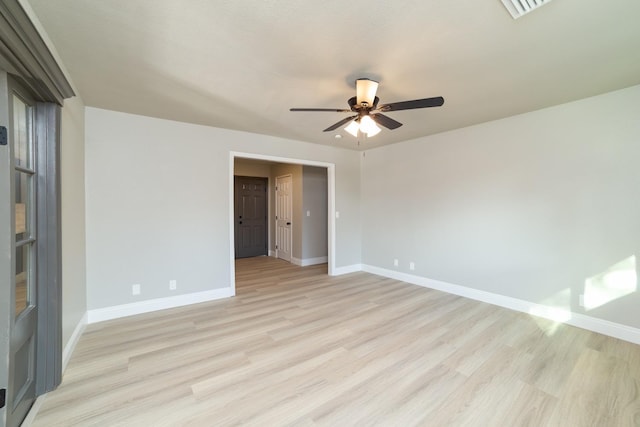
229 152 336 295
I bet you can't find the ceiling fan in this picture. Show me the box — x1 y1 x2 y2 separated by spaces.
290 78 444 137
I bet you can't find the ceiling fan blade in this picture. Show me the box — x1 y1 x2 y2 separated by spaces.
323 115 358 132
371 113 403 130
290 108 352 112
379 96 444 112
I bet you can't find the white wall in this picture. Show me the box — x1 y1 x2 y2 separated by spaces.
60 95 87 347
361 84 640 329
302 166 328 260
85 107 361 310
234 159 271 178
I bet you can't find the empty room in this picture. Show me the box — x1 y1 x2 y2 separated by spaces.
1 0 640 426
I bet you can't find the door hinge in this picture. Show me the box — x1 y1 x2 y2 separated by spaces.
275 245 278 249
275 186 278 191
0 388 6 409
0 126 7 145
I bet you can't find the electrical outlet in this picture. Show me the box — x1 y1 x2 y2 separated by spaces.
335 211 340 218
306 210 311 217
132 284 141 295
169 279 177 290
409 262 415 271
393 259 399 267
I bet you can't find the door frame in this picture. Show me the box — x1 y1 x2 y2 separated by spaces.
229 152 336 295
0 72 63 427
1 2 73 425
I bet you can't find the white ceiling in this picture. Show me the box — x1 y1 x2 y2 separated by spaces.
28 0 640 150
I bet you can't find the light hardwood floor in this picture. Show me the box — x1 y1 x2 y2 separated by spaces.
32 257 640 426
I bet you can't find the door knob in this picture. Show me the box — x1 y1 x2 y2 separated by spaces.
239 221 243 224
286 222 291 225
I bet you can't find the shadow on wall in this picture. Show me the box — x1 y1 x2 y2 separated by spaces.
528 255 637 336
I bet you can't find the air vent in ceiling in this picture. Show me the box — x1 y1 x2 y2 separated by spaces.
501 0 552 19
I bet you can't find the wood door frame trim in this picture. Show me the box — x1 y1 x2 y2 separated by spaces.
229 152 336 295
0 0 75 104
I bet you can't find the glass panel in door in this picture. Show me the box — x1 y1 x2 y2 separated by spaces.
13 94 36 319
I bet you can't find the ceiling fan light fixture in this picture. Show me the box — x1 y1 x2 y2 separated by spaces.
290 79 444 141
359 115 381 137
344 119 360 137
365 125 381 137
356 78 379 106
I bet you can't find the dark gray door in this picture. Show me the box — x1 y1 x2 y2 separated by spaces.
0 75 38 427
1 4 71 424
234 176 268 258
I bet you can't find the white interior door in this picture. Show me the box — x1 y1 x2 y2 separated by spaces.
275 174 292 262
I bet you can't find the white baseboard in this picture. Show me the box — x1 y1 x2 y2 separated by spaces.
23 312 89 426
304 256 328 266
269 250 276 257
21 394 47 427
291 256 328 267
87 287 234 324
331 264 363 276
362 264 640 345
63 312 88 372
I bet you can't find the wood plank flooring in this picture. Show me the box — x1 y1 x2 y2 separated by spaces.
32 256 640 426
